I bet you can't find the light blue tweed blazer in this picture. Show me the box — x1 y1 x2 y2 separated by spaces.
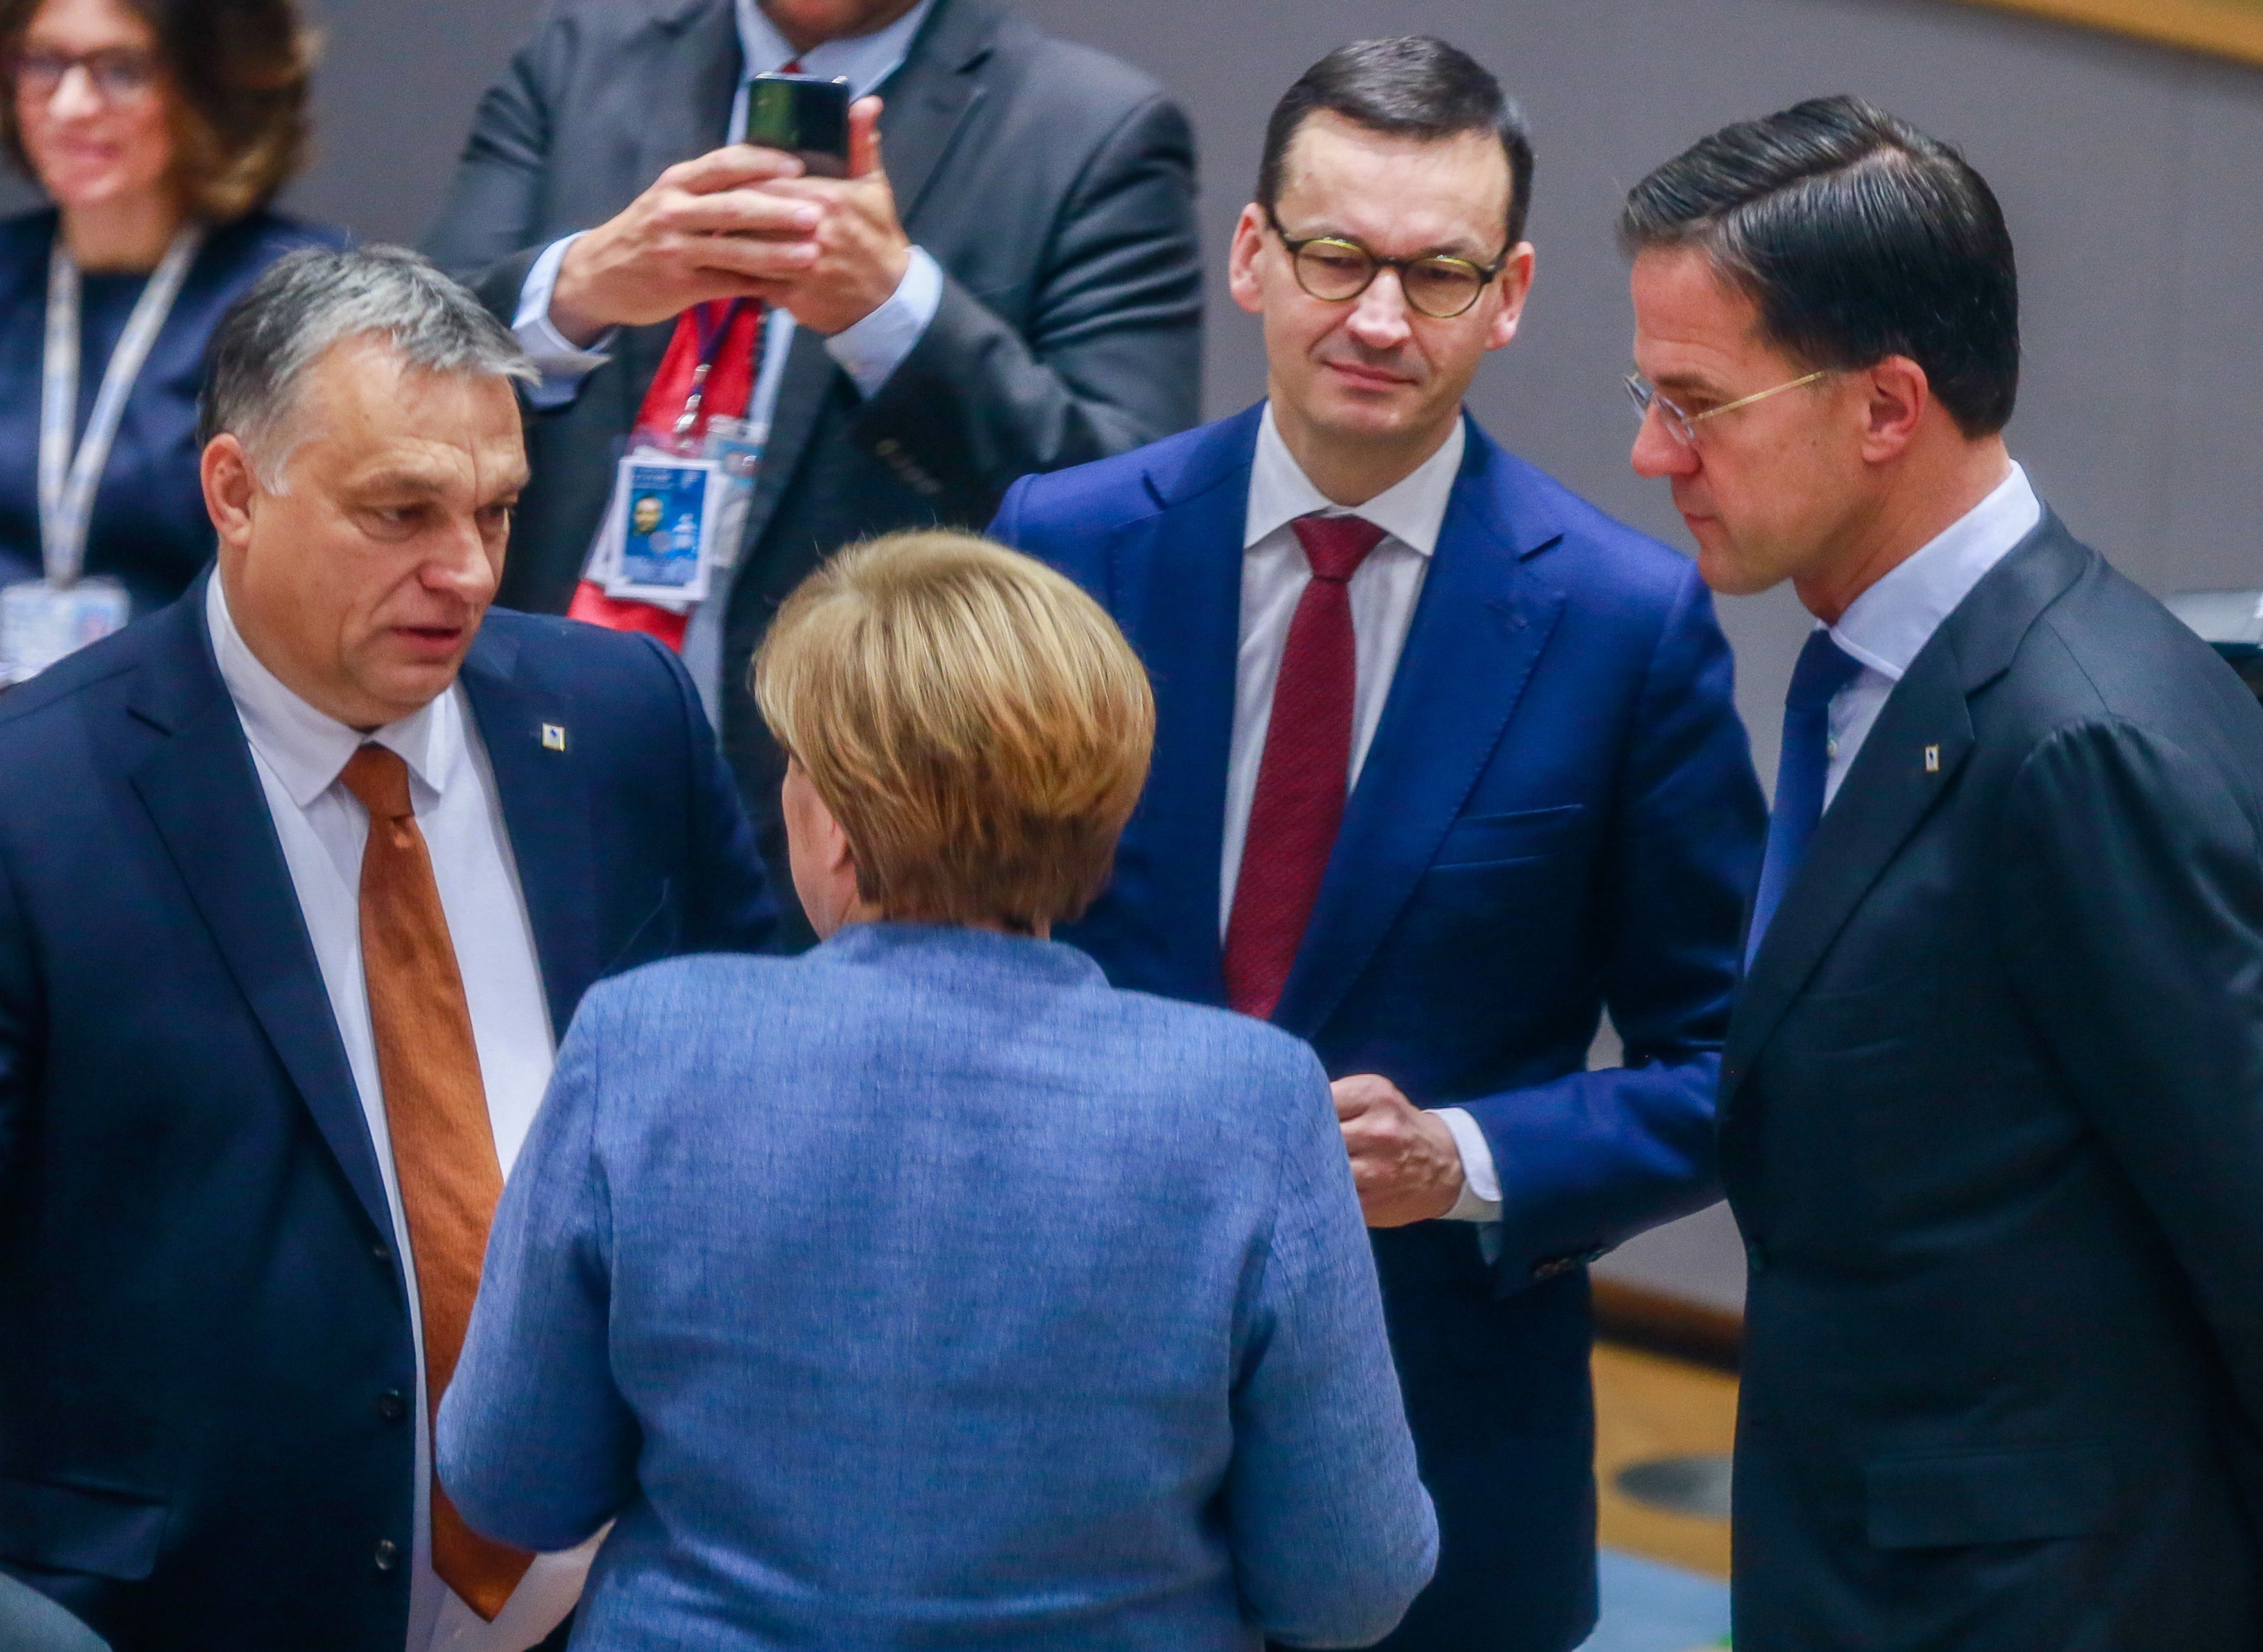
439 923 1435 1650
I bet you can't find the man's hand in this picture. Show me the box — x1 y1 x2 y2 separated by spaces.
1333 1074 1464 1228
550 146 819 344
759 97 911 336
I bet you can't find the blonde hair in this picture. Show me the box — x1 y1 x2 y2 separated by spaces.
755 530 1155 933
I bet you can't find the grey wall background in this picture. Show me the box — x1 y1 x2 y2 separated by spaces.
16 0 2253 1309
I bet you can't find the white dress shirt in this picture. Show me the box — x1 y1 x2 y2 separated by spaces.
1821 461 2042 808
205 581 591 1652
512 0 943 413
1231 406 1501 1223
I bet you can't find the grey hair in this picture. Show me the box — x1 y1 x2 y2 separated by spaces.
199 244 536 488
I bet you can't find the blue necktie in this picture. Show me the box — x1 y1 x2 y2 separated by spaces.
1747 628 1864 967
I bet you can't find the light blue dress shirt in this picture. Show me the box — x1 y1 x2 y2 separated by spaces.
510 0 943 415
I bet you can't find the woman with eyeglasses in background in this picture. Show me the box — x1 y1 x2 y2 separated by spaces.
0 0 340 684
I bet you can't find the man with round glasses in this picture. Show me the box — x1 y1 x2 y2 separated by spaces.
991 36 1764 1652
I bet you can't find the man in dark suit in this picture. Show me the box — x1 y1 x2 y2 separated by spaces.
421 0 1203 939
991 40 1766 1652
0 248 775 1652
1624 97 2263 1649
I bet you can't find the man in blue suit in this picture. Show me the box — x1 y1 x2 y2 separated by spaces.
0 249 774 1652
990 38 1765 1652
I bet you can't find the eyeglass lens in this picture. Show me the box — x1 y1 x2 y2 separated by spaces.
13 49 159 101
1625 377 1696 445
1293 241 1487 319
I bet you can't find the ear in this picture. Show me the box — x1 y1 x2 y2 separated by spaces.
202 433 259 550
1226 203 1269 317
816 793 856 881
1857 355 1931 463
1484 242 1536 353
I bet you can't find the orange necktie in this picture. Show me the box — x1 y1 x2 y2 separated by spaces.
341 745 533 1621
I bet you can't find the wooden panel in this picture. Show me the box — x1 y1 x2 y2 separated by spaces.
1961 0 2263 66
1593 1277 1743 1373
1593 1343 1739 1579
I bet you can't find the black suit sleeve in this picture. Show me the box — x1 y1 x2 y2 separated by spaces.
1999 716 2263 1428
637 634 780 954
852 92 1204 520
420 20 567 319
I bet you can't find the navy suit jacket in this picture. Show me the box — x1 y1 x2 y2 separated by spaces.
1722 517 2263 1650
991 406 1766 1652
0 584 775 1652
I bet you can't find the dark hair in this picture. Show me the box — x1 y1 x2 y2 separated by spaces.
1 0 315 220
1258 37 1535 251
1619 95 2018 436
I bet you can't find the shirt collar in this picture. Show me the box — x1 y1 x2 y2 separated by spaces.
1244 401 1465 556
1830 461 2043 683
205 576 462 810
733 0 936 95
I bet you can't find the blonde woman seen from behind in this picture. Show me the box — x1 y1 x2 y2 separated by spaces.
440 530 1437 1652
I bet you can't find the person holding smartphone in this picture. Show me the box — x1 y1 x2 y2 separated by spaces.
421 0 1205 947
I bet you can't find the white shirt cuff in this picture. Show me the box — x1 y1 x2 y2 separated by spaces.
1432 1106 1503 1222
514 233 616 411
823 245 942 399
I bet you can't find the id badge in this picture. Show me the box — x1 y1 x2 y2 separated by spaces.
601 453 723 604
701 416 766 574
0 575 129 685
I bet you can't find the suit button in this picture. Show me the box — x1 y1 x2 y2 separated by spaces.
376 1389 407 1423
372 1241 391 1264
1744 1240 1769 1275
373 1538 400 1572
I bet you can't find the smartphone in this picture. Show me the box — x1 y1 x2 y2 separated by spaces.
743 73 852 178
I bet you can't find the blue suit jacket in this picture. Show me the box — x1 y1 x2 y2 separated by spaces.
440 924 1436 1652
991 406 1764 1652
0 585 775 1652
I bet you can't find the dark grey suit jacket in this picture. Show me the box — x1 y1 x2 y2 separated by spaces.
422 0 1202 915
1722 514 2263 1649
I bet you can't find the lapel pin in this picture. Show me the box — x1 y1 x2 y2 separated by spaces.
1924 744 1940 773
541 724 568 753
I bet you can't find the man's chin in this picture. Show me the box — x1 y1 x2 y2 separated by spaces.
359 649 473 719
1692 534 1781 598
1310 388 1434 445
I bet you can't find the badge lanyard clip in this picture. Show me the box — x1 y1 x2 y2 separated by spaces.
670 299 749 442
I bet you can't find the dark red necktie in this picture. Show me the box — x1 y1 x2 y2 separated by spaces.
1223 513 1387 1019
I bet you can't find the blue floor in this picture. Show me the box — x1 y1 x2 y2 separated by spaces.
1577 1549 1731 1652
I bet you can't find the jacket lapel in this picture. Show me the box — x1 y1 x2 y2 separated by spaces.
1719 514 2092 1113
124 592 393 1242
1104 410 1259 1004
457 627 601 1041
880 0 997 225
1273 423 1566 1039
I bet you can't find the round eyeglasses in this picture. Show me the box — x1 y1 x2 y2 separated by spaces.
1266 207 1508 320
10 47 162 104
1624 369 1830 447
